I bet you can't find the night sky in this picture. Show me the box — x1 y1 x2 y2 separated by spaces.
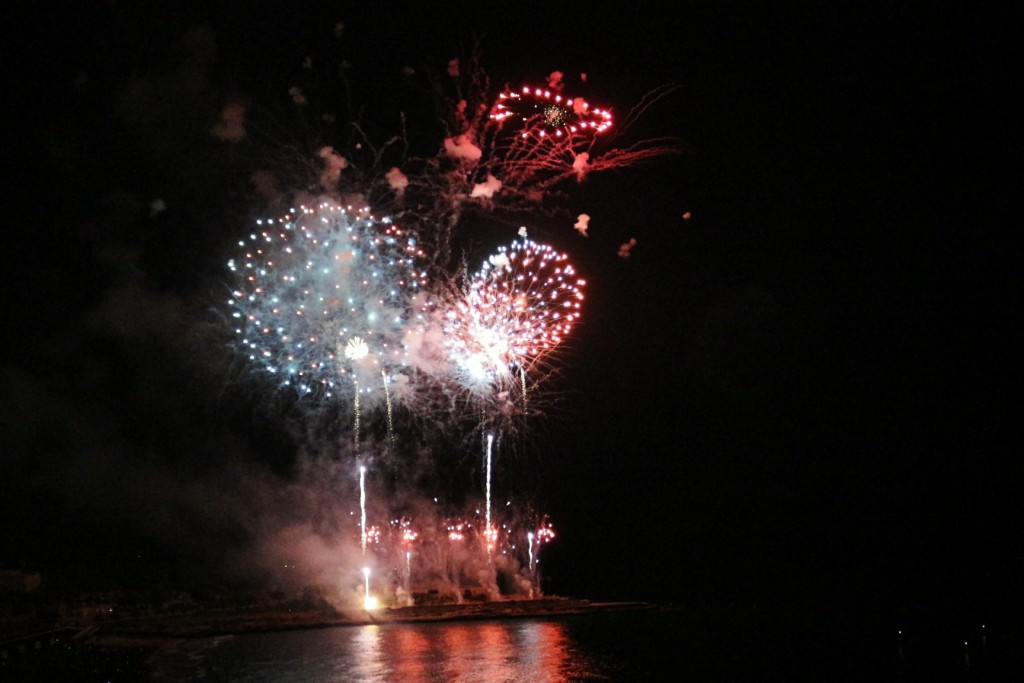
5 0 1019 653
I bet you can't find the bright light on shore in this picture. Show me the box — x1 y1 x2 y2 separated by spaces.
362 566 379 610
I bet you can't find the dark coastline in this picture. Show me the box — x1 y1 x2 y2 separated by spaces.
2 597 668 681
90 596 665 640
8 597 1024 680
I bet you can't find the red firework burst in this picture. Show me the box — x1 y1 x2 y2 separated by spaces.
490 85 613 139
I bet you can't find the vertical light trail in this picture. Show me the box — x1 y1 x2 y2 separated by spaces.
352 378 361 454
359 465 367 555
405 551 412 595
344 337 369 455
362 566 377 610
520 365 528 413
382 370 395 449
485 433 494 548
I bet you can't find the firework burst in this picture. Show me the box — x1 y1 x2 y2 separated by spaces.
226 200 428 405
490 85 613 139
443 235 585 395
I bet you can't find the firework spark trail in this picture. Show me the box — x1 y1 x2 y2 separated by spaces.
359 465 367 555
520 364 528 414
485 432 494 554
405 551 411 593
474 82 681 199
382 369 395 450
344 338 369 452
362 566 378 610
379 60 682 255
527 519 556 595
226 201 427 408
352 378 361 452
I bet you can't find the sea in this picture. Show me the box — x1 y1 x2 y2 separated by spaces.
138 606 1018 682
146 609 728 681
8 604 1021 681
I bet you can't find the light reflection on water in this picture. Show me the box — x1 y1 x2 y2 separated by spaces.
149 617 609 682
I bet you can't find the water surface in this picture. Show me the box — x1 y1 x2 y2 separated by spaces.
148 610 691 682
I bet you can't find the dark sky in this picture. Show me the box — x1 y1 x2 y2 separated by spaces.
5 0 1019 643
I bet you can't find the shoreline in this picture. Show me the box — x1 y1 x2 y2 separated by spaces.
86 597 668 642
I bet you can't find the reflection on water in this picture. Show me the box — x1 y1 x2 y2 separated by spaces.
149 617 605 682
352 625 386 681
147 607 1021 681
